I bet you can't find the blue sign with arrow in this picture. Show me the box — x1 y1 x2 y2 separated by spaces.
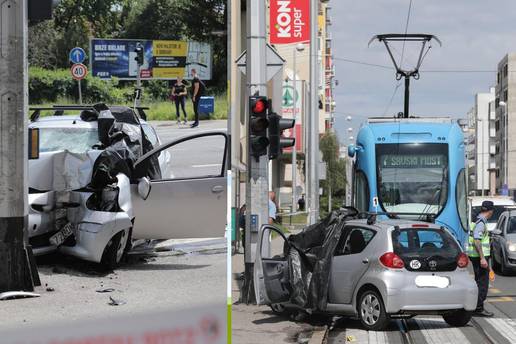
69 47 86 64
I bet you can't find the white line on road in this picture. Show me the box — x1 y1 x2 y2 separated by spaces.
484 318 516 343
415 317 469 344
192 164 221 168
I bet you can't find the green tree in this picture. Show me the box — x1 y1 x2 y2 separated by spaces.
319 131 347 218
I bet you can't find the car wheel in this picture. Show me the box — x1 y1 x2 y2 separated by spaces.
442 309 472 327
358 290 390 331
100 231 128 270
500 255 508 276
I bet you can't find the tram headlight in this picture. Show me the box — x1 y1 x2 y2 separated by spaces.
507 242 516 252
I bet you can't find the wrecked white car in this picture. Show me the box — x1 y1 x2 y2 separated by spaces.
28 104 227 269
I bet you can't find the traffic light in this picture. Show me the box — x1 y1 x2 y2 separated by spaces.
268 112 295 160
134 43 144 66
28 0 59 22
249 96 270 160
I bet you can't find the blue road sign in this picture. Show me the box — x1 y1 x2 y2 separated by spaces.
69 47 86 64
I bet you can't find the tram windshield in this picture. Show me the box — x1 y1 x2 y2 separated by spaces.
376 143 448 215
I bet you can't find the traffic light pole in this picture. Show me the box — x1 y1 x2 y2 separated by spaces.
308 0 320 224
0 0 36 292
242 0 269 304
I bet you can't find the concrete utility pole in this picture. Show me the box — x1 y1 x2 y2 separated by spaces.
308 0 320 224
242 0 269 304
0 0 35 291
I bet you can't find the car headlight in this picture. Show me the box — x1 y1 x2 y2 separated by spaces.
507 242 516 252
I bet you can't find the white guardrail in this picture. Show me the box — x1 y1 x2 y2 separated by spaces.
1 304 226 344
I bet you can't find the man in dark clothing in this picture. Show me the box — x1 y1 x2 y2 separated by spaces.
190 68 205 128
468 200 495 317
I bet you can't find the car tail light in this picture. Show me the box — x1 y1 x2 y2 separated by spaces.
457 252 468 268
379 252 405 269
412 224 429 228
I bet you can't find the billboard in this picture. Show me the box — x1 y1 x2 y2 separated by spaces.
90 38 212 80
269 0 310 44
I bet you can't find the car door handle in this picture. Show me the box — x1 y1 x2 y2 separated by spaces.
362 259 369 264
212 185 224 194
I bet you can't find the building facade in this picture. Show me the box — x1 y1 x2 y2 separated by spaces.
495 53 516 196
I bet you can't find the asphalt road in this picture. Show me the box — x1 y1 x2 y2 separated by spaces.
152 120 227 179
0 238 226 331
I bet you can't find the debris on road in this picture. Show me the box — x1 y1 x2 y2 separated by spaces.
0 291 41 301
108 296 126 306
96 288 115 293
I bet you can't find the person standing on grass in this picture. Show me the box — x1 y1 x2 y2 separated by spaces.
190 68 206 128
172 76 188 124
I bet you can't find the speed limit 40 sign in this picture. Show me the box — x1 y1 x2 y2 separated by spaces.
71 63 88 80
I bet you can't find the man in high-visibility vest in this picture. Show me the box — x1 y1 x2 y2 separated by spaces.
467 200 494 317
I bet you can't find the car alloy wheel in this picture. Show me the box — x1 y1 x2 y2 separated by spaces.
358 290 390 331
360 293 381 326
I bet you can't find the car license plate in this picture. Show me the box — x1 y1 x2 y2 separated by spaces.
49 223 74 246
415 275 450 288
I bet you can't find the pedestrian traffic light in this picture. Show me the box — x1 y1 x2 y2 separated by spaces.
249 96 270 160
134 43 144 66
268 112 295 160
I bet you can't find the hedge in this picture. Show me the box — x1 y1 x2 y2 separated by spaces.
29 68 180 104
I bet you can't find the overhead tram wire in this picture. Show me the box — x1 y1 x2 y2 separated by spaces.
382 0 413 117
334 57 498 73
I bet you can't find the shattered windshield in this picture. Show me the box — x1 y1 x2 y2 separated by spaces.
39 127 99 154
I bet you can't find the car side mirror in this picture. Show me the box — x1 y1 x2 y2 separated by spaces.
491 229 502 236
137 177 151 200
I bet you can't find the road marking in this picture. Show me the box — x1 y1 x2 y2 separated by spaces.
415 317 469 344
192 164 221 168
484 318 516 343
490 288 502 294
488 296 513 302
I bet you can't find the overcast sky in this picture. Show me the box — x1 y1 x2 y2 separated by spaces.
331 0 516 144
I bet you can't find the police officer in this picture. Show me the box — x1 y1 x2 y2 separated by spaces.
468 200 494 317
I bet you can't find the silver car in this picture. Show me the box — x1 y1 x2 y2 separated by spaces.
491 209 516 275
28 107 227 269
254 219 478 331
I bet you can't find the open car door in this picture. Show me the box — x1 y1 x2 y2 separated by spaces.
254 225 292 305
131 131 227 239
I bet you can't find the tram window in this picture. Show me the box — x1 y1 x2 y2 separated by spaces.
355 171 369 212
456 169 468 231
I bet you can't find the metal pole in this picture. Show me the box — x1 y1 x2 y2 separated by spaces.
506 105 508 191
308 0 320 224
479 118 484 196
78 79 83 105
0 0 34 291
135 62 142 108
404 75 410 118
243 0 268 304
292 49 297 213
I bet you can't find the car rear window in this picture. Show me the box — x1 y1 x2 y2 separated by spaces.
391 227 461 272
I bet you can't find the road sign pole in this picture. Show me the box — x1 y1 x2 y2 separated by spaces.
135 64 142 108
243 0 269 305
0 0 37 292
78 79 83 105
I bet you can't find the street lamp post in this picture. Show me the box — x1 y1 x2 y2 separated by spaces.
500 101 508 194
477 118 484 196
292 43 305 214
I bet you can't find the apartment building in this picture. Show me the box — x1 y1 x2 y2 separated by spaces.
494 53 516 196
